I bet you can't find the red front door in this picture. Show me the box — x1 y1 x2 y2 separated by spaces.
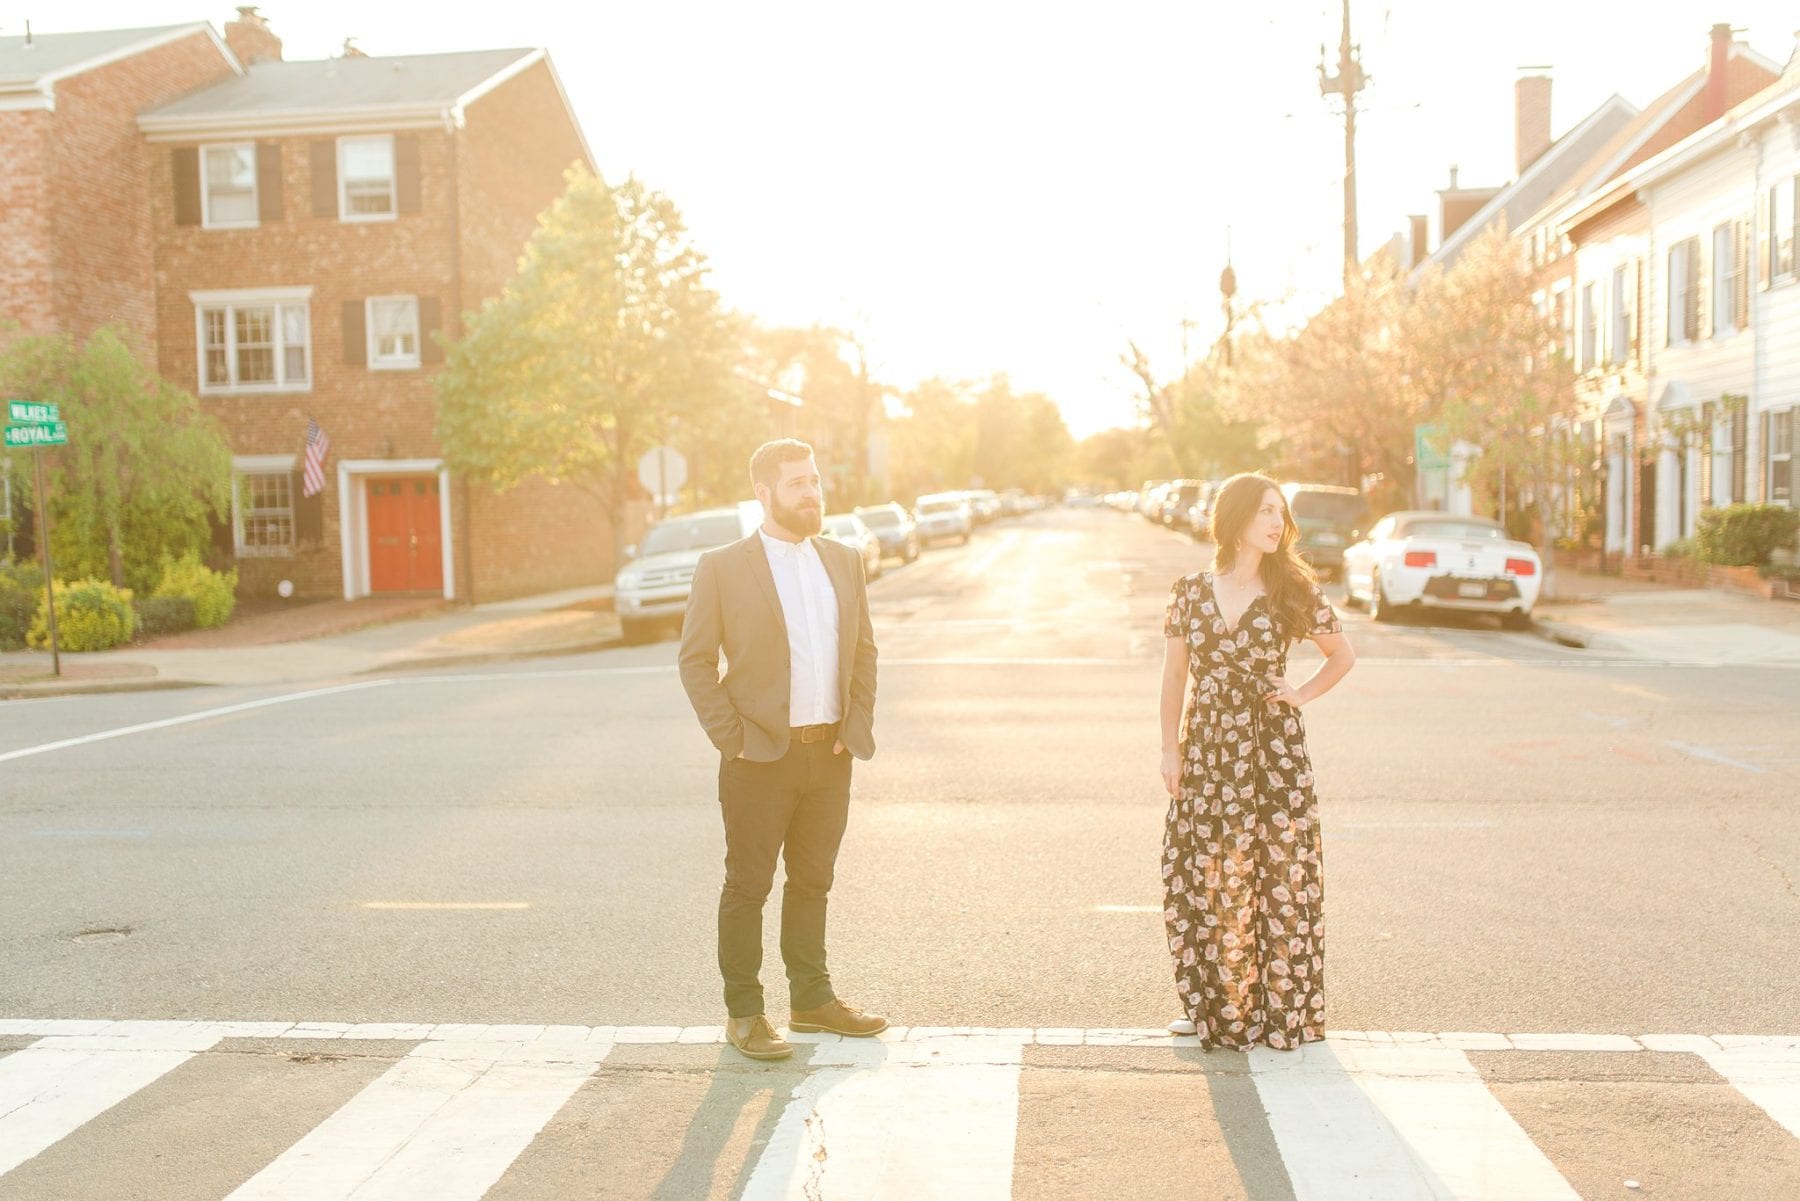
367 475 443 593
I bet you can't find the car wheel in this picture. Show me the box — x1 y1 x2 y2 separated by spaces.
620 617 656 645
1501 609 1531 631
1368 571 1396 623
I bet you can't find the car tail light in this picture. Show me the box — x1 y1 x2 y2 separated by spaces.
1403 550 1437 569
1505 557 1537 576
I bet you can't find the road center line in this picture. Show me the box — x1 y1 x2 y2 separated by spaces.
1666 741 1765 773
360 902 531 911
0 680 395 766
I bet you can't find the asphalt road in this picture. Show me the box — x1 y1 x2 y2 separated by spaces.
2 506 1797 1198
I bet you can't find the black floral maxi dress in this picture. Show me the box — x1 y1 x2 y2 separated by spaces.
1162 572 1342 1050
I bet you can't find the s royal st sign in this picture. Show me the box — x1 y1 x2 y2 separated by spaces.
5 400 67 447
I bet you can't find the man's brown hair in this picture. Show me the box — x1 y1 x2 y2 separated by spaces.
749 439 816 489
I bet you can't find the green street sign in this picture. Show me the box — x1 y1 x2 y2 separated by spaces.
7 400 58 424
4 422 68 448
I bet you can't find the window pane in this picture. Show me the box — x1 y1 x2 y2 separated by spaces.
203 309 230 385
233 306 274 383
342 138 395 215
370 298 418 361
204 146 256 223
1776 180 1796 277
239 471 295 551
281 305 309 383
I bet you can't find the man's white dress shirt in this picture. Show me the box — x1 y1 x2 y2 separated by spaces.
759 529 842 726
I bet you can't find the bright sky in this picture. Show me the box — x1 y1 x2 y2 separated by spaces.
34 2 1800 436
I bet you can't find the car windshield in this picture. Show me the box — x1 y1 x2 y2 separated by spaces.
1404 520 1507 541
1289 491 1367 526
858 508 900 527
918 500 960 514
638 514 744 556
825 516 859 536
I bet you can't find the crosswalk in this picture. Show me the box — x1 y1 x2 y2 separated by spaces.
1 1020 1797 1199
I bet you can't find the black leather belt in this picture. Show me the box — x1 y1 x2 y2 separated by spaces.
790 722 839 744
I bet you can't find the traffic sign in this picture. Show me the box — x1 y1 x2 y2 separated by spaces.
637 445 688 505
4 422 68 448
7 400 58 424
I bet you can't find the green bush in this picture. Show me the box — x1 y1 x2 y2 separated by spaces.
135 594 197 640
28 578 136 652
0 560 45 595
1696 504 1800 567
151 551 237 629
1661 538 1697 561
0 584 34 651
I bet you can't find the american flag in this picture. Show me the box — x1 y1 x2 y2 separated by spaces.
301 419 330 497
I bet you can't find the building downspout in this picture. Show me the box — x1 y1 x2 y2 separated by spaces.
447 120 475 604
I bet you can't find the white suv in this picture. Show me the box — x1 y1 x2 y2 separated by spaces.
614 501 761 643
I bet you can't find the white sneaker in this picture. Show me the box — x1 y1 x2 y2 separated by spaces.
1167 1018 1197 1036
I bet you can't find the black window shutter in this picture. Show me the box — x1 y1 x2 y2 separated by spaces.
1684 238 1701 342
395 135 422 214
311 141 338 218
1700 402 1715 504
342 300 367 366
293 472 324 544
418 295 444 364
256 143 283 221
173 147 201 226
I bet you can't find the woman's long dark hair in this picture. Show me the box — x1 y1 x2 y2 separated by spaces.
1209 472 1317 640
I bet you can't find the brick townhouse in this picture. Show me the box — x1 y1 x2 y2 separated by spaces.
0 20 238 554
4 10 619 601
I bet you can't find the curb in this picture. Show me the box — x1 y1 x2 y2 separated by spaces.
358 636 626 676
0 676 208 701
1527 617 1593 650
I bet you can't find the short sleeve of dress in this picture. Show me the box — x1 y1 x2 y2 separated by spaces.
1305 581 1342 637
1164 576 1192 639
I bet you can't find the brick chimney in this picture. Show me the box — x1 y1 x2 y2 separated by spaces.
1706 22 1732 121
1515 72 1552 176
225 6 283 66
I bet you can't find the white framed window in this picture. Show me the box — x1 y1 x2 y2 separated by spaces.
339 135 396 221
1609 264 1630 366
1770 410 1794 505
192 287 312 394
232 455 297 556
1579 281 1598 372
366 296 421 369
1771 177 1796 282
1712 221 1741 337
1667 237 1698 347
201 143 258 229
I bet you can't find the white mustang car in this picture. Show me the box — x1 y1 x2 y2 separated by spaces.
1341 511 1541 630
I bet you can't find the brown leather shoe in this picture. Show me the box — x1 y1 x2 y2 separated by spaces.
726 1015 792 1060
789 998 889 1037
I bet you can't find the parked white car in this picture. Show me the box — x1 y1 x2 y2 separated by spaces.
823 512 883 581
1342 511 1541 630
914 493 974 544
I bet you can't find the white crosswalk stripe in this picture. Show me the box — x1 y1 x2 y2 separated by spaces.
0 1021 1796 1198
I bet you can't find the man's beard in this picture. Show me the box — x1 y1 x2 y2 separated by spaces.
772 495 823 537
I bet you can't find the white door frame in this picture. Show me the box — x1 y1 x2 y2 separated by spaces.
335 458 456 600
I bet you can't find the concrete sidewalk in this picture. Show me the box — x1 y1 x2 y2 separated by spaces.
0 584 620 699
1533 567 1800 661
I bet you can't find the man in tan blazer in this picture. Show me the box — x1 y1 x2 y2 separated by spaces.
679 439 884 1061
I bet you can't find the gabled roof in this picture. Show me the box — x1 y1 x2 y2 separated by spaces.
0 22 236 93
1415 93 1638 275
142 48 535 120
1532 41 1782 234
138 46 593 165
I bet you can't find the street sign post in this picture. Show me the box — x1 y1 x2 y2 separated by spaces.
636 445 688 512
4 398 64 675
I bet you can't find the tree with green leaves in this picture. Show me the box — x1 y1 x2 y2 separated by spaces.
1405 223 1582 594
434 167 737 559
0 327 231 592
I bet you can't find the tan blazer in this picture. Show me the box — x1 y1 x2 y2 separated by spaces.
679 532 878 762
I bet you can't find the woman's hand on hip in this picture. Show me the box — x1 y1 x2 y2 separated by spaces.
1265 685 1304 709
1160 750 1181 797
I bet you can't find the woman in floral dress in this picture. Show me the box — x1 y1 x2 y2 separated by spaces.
1158 473 1356 1050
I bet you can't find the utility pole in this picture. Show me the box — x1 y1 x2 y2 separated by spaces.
1319 0 1368 288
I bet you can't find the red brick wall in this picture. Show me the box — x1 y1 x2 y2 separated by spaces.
0 110 55 339
49 30 237 353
